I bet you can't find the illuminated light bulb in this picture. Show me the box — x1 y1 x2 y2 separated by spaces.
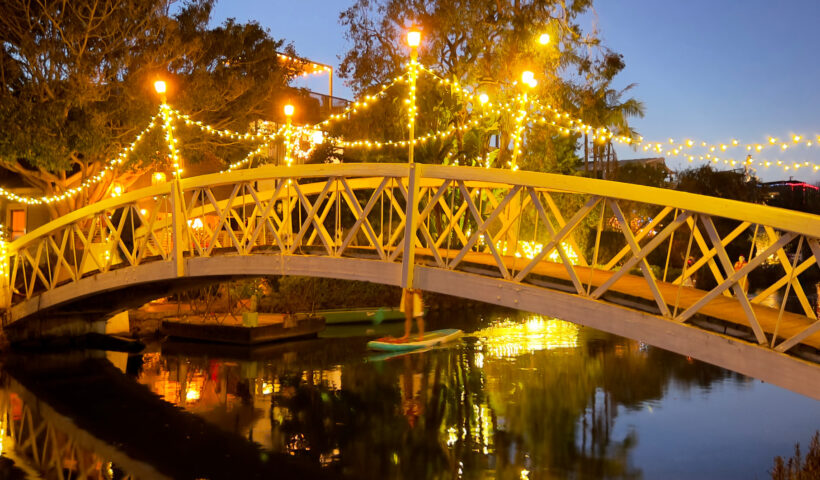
521 70 536 87
478 93 489 104
311 130 324 144
154 80 166 94
793 134 801 142
538 33 550 45
284 104 295 117
407 28 421 48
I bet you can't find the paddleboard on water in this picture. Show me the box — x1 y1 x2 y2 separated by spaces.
366 329 462 352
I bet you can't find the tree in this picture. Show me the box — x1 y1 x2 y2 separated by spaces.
674 165 764 203
337 0 615 169
573 53 645 178
0 0 295 218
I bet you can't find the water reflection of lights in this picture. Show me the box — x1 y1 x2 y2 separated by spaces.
446 426 458 447
474 316 579 359
185 383 201 402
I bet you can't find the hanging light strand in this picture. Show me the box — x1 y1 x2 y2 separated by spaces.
316 72 409 128
0 114 161 205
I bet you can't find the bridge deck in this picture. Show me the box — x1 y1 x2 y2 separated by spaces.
450 251 820 350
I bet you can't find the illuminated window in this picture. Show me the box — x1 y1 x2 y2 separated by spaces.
10 209 25 239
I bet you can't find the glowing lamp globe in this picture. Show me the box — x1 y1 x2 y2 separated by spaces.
521 71 537 87
407 28 421 48
311 130 325 145
153 80 167 94
152 172 167 185
284 104 295 117
478 93 489 105
538 33 550 45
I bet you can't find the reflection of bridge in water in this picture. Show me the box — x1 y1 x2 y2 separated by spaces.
4 164 820 398
0 352 333 479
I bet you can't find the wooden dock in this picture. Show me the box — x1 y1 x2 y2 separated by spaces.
161 313 324 345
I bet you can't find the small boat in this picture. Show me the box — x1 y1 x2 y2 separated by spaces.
366 329 462 352
316 307 406 325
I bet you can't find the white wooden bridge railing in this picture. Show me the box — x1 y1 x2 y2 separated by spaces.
4 163 820 363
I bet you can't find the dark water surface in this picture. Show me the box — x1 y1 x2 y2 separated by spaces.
1 308 819 479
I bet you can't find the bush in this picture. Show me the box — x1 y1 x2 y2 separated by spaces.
259 276 401 314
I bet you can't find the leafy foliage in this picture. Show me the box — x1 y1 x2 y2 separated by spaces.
0 0 295 216
337 0 633 170
675 165 764 203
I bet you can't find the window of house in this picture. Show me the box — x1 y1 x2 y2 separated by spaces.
10 209 26 239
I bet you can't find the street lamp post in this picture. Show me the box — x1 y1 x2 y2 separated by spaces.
284 104 295 166
510 71 536 170
154 80 181 177
407 26 421 164
154 79 186 276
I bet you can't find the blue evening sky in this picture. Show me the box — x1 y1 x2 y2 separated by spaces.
211 0 820 184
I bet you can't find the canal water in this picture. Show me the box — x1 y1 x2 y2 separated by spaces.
1 308 819 479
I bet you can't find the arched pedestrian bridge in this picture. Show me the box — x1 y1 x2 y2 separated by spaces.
4 164 820 398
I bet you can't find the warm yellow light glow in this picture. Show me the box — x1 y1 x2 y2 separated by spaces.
311 130 324 145
407 28 421 48
284 104 295 117
478 93 489 104
538 33 550 45
152 172 167 185
185 386 200 402
521 70 536 87
110 183 124 197
474 316 579 359
153 80 167 95
187 217 204 230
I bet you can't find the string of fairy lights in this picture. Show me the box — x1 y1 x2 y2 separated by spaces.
316 72 409 128
1 57 818 207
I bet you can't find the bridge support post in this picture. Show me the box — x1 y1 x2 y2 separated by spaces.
401 163 421 288
171 181 186 277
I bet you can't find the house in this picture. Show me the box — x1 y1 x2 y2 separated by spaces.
763 179 820 214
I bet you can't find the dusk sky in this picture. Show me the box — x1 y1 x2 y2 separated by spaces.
211 0 820 184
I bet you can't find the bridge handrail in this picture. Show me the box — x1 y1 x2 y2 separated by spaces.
9 163 820 255
421 165 820 238
8 182 173 254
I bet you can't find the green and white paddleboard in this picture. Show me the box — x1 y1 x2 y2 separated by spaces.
366 329 462 352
